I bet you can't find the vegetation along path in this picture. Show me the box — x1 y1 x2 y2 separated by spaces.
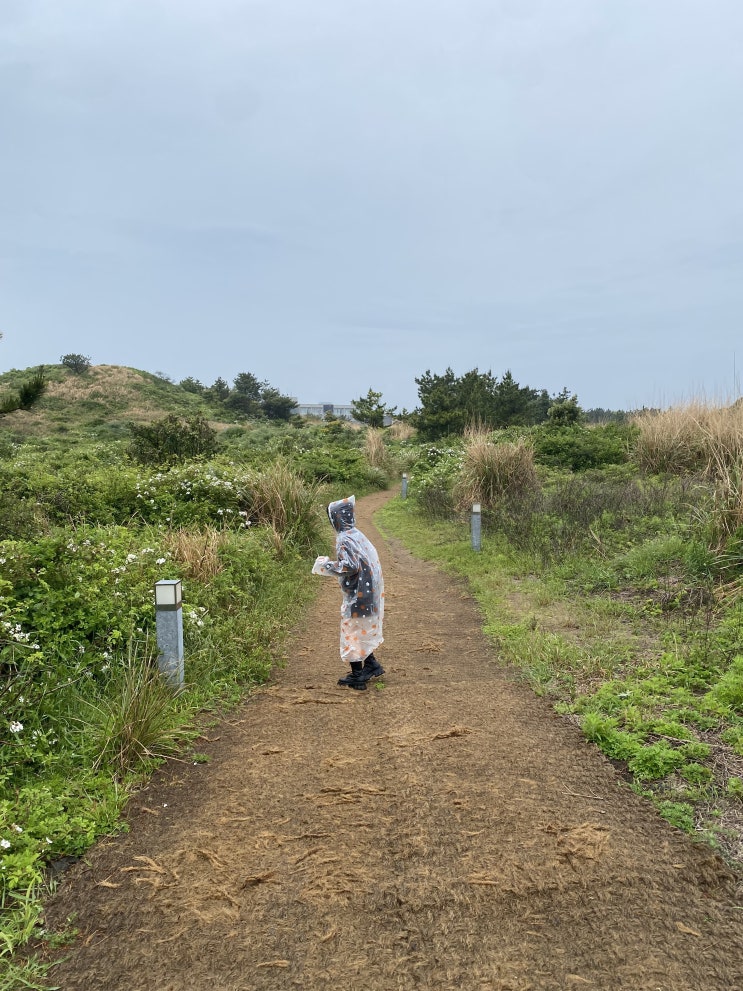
44 491 743 991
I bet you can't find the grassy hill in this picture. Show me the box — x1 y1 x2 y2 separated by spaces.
0 364 229 442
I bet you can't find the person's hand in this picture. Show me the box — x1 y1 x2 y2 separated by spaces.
311 555 331 575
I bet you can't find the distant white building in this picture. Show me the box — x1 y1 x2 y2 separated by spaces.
294 402 356 420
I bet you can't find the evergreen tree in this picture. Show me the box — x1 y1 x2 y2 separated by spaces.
547 394 582 426
413 366 577 437
179 377 205 394
260 387 297 421
1 334 47 416
60 353 91 374
351 388 395 428
204 377 230 404
413 368 466 438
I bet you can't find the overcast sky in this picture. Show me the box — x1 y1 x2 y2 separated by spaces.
1 0 742 412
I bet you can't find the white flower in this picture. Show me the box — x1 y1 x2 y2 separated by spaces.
46 837 52 844
156 558 166 565
0 839 10 850
9 721 23 733
11 824 22 833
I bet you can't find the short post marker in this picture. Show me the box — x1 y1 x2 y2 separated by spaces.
154 579 184 690
471 503 482 552
401 473 408 499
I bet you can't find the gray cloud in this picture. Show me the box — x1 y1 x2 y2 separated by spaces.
2 0 743 410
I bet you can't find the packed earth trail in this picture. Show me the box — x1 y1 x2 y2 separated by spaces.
43 491 743 991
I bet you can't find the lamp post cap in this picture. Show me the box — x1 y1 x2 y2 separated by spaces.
155 578 183 609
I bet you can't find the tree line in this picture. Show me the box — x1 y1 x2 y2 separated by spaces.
178 372 297 421
1 348 628 438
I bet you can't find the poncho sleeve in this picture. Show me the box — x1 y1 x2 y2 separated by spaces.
311 533 361 576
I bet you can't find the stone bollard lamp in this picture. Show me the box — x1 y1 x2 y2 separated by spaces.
471 503 482 552
154 579 184 690
401 473 408 499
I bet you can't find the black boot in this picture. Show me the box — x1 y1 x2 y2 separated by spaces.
361 653 385 681
338 660 367 690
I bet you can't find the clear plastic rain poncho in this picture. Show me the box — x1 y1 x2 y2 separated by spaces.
311 495 384 665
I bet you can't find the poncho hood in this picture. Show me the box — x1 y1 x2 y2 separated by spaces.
328 495 356 533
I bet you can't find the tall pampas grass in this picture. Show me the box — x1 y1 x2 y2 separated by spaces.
364 428 388 469
387 420 416 441
240 461 322 549
633 401 743 548
632 401 743 478
454 429 539 511
164 527 225 580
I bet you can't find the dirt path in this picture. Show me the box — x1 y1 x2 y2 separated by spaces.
44 491 743 991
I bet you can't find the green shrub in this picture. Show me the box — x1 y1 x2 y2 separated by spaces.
413 450 461 519
532 423 635 471
680 762 712 785
656 800 695 832
628 742 685 780
721 726 743 755
580 713 640 761
0 492 44 541
128 413 218 465
679 740 712 761
293 446 379 489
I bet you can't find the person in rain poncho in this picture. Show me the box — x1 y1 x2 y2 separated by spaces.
311 495 385 691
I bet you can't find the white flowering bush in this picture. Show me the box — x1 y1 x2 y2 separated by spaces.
0 430 368 955
405 445 464 519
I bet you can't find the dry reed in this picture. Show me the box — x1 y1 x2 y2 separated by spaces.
240 461 322 548
164 527 226 580
633 402 743 548
387 421 416 441
364 428 390 472
632 402 743 478
454 432 539 511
